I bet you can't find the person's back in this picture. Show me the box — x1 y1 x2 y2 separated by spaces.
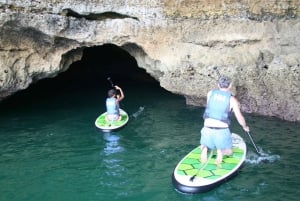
105 85 124 121
203 89 231 125
106 96 119 115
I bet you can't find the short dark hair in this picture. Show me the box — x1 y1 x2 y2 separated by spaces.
218 76 231 88
108 89 116 97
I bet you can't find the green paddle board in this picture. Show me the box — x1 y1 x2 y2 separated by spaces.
172 133 247 193
95 109 129 132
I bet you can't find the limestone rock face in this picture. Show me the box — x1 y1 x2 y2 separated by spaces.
0 0 300 121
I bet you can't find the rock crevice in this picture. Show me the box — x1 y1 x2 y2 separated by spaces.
60 9 139 21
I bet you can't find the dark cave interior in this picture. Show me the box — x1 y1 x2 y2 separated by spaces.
41 43 158 91
0 44 160 108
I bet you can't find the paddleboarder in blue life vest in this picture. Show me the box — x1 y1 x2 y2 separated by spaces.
200 76 250 167
106 85 125 121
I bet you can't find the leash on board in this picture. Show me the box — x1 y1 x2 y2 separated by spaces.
190 149 214 182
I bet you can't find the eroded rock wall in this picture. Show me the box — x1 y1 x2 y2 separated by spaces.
0 0 299 121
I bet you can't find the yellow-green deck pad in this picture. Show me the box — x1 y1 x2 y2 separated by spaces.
96 113 128 127
176 147 244 180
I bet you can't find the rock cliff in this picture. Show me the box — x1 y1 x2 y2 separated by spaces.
0 0 299 121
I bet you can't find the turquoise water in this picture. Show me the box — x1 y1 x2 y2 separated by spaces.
0 80 299 201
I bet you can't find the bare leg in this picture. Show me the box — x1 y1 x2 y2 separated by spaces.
216 148 232 168
216 149 223 168
200 145 208 163
106 115 111 122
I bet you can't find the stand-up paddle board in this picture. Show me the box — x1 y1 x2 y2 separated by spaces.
172 133 246 194
95 109 129 132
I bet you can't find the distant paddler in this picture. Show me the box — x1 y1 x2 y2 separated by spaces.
106 85 125 121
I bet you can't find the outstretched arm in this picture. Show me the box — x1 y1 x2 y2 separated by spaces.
231 96 250 132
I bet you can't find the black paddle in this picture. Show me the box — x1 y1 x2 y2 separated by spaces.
246 131 261 155
107 77 121 96
213 66 221 78
107 77 114 87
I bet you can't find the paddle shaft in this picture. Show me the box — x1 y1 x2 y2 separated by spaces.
213 66 221 78
246 131 261 155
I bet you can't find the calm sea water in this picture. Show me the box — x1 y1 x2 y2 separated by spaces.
0 80 299 201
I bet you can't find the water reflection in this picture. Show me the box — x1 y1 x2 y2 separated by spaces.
103 132 124 155
100 132 126 180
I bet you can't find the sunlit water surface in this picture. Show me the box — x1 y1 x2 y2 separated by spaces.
0 82 299 201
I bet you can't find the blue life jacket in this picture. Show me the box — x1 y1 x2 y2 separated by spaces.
203 89 232 124
106 97 120 115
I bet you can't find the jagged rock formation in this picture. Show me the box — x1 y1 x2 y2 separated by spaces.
0 0 299 121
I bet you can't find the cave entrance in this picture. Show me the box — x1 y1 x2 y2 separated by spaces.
0 44 161 108
0 43 183 117
42 43 158 92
